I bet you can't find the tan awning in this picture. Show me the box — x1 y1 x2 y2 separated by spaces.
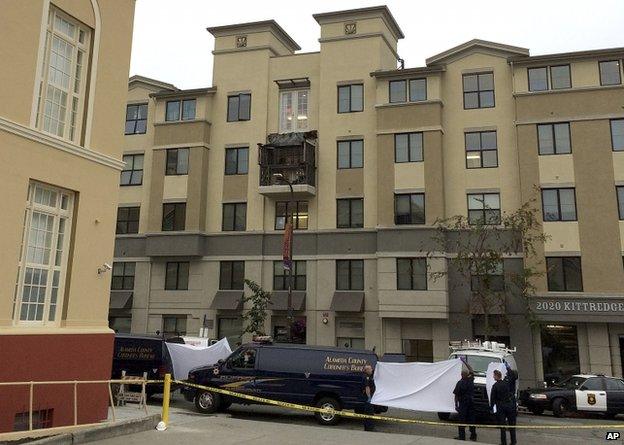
330 291 365 312
210 291 243 310
109 291 133 309
270 291 306 311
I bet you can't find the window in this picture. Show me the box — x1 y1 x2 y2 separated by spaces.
14 409 54 431
600 60 622 86
337 140 363 168
120 154 143 186
14 183 73 324
165 99 196 121
388 79 427 103
222 203 247 231
611 119 624 151
550 65 572 89
409 78 427 102
337 337 365 349
605 378 624 391
279 90 308 132
165 148 189 175
275 201 308 230
116 206 139 234
389 80 407 103
165 262 189 290
273 260 306 290
219 261 245 290
219 317 243 347
337 84 363 113
462 72 494 109
403 339 433 362
538 123 571 155
471 261 505 292
225 147 249 175
528 66 571 91
162 315 187 336
467 193 501 225
109 316 131 333
36 8 90 142
395 132 423 163
336 260 364 290
618 186 624 220
162 202 186 231
337 198 364 228
111 262 135 290
546 257 583 291
465 131 497 168
227 93 251 122
125 104 147 135
541 188 577 221
397 258 427 290
394 193 425 225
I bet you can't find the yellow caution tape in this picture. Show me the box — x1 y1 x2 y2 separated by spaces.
174 379 624 430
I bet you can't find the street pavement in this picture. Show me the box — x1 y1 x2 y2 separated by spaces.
102 391 622 444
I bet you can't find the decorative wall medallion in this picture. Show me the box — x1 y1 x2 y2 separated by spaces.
236 35 247 48
344 22 357 35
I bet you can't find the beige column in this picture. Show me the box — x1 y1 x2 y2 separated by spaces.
186 146 209 231
147 150 166 232
586 323 613 375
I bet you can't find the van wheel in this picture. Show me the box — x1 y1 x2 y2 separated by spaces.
437 412 451 421
195 390 220 414
552 398 569 418
314 397 341 426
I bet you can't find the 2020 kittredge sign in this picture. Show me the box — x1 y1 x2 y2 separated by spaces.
533 298 624 314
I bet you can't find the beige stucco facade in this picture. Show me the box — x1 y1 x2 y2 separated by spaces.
111 7 624 385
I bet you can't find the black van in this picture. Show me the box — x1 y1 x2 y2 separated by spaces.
111 334 182 397
184 342 382 425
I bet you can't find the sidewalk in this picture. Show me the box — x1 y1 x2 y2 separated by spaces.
93 414 469 445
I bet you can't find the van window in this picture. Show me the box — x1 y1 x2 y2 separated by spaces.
257 347 374 374
228 347 257 369
451 354 501 376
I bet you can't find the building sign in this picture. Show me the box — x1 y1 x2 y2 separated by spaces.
532 298 624 314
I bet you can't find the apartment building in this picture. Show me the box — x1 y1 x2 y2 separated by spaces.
112 6 624 386
0 0 135 434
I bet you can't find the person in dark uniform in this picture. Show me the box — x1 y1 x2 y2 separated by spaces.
490 366 518 445
362 364 376 432
453 361 477 441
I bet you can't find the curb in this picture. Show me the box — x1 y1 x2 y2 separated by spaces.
28 414 160 445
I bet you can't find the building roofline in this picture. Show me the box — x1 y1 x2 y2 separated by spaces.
313 5 404 40
509 45 624 64
128 75 177 91
370 65 446 78
149 87 216 99
426 39 529 65
206 20 301 51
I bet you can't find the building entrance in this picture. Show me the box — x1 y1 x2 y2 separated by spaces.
541 324 580 384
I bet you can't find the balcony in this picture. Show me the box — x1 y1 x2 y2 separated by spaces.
258 131 316 198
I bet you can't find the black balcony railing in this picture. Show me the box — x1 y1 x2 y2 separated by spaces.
258 131 316 188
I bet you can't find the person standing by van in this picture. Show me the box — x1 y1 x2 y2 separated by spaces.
453 361 477 441
362 364 376 432
490 369 517 445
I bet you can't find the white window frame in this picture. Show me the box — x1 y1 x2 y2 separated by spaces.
13 182 74 326
279 89 309 133
36 7 90 143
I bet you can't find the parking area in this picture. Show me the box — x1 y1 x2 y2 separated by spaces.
104 391 623 445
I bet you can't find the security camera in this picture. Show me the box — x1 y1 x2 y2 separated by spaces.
98 263 113 275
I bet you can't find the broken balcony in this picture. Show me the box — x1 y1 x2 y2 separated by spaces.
258 131 316 198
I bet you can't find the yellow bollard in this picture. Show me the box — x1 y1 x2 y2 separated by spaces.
161 373 171 427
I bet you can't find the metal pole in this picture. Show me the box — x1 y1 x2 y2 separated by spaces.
161 373 171 428
287 181 295 341
108 382 116 422
29 382 33 431
73 381 78 425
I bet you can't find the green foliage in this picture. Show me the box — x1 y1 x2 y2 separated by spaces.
242 279 272 336
426 195 549 339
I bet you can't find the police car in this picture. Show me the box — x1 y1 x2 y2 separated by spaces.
520 374 624 418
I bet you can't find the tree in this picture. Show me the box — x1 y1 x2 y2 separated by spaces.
242 279 272 337
426 196 549 340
